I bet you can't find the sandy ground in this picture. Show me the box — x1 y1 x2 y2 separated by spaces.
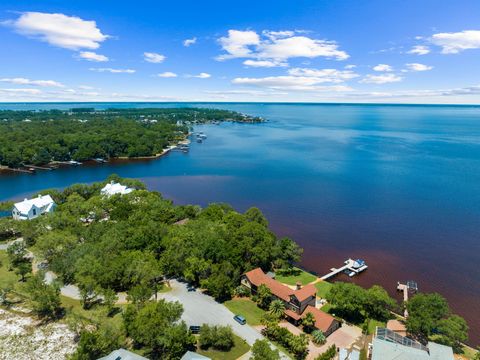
0 308 76 360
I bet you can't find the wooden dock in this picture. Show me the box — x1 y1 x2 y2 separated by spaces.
24 164 55 171
320 258 368 280
397 281 418 318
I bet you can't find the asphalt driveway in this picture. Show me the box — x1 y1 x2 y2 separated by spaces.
158 280 264 346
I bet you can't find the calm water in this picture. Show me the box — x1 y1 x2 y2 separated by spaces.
1 102 479 344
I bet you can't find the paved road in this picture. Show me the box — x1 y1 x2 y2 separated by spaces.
159 280 290 359
158 280 263 346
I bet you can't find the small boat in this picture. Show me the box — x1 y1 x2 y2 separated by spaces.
352 259 366 269
68 160 82 166
196 138 203 143
94 158 107 163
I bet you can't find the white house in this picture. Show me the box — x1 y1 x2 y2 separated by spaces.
100 181 133 197
12 194 56 220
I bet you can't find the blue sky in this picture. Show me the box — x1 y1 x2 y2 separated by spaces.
1 0 480 103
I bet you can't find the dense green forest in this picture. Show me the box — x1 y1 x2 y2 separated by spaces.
1 175 300 302
0 175 300 358
0 108 262 168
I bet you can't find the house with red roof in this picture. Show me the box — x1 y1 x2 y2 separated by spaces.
241 268 340 336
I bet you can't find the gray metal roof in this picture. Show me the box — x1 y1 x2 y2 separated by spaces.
180 351 211 360
97 348 149 360
371 338 454 360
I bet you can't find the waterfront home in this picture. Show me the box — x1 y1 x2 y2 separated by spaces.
370 327 454 360
100 181 133 197
98 348 149 360
242 268 340 336
12 194 56 220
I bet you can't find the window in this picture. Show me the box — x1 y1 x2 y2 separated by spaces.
32 209 37 216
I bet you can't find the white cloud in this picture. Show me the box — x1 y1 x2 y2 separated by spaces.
78 85 94 90
217 29 348 64
217 30 260 60
232 75 353 92
430 30 480 54
287 68 359 82
262 30 295 40
89 68 136 73
258 36 349 61
192 72 211 79
157 72 177 78
408 45 430 55
360 73 403 84
7 12 108 50
204 89 288 96
345 64 357 69
0 88 42 95
373 64 393 72
243 59 287 67
78 51 108 62
405 63 433 72
183 37 197 47
144 52 166 63
0 77 64 87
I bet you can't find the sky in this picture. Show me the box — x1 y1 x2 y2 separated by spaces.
1 0 480 103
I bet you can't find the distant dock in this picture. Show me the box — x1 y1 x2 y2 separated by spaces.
320 258 368 280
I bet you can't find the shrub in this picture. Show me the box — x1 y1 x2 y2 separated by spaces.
198 324 234 351
251 339 281 360
234 285 251 297
315 345 336 360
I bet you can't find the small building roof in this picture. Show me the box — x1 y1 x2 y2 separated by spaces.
293 284 316 302
244 268 292 302
427 342 454 360
386 319 407 333
303 305 337 333
14 194 55 214
181 351 211 360
98 348 149 360
101 181 133 196
372 328 454 360
285 308 302 321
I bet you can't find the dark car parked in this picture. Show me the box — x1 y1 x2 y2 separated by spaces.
189 325 201 334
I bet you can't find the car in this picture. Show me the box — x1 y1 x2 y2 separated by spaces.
233 315 246 325
189 325 201 334
187 285 196 292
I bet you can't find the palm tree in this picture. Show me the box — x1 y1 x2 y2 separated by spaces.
256 284 272 309
312 329 326 345
302 312 316 333
269 299 285 319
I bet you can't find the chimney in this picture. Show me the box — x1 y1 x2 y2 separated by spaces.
296 282 302 290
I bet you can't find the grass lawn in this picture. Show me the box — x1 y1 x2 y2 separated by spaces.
197 334 250 360
314 280 332 298
321 303 333 313
367 319 385 335
61 295 125 328
461 345 479 359
275 267 317 286
0 250 21 288
223 298 265 326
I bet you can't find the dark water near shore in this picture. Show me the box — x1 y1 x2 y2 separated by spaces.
1 102 479 344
